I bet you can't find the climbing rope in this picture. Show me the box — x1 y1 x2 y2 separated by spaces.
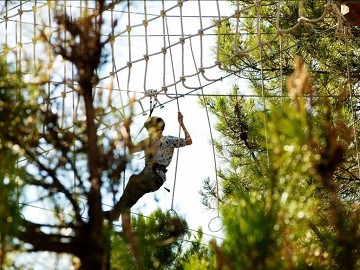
189 37 222 231
163 1 182 210
345 37 360 178
256 0 271 170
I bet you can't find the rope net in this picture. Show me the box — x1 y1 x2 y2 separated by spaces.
1 1 350 117
0 0 355 227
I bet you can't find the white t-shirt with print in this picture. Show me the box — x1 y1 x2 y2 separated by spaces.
140 135 186 182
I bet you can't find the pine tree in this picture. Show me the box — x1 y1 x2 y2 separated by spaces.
194 1 360 269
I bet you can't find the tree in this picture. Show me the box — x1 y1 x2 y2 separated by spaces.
111 209 188 270
0 54 28 268
196 58 360 270
195 1 360 269
0 1 189 269
0 1 120 268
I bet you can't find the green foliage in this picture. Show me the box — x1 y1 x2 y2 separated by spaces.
196 58 360 269
177 228 214 270
0 56 28 267
0 2 128 269
110 209 189 270
196 1 360 268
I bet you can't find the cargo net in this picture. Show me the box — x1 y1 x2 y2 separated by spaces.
0 0 354 228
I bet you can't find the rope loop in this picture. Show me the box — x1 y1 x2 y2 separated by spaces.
208 215 223 233
167 208 179 218
66 200 86 217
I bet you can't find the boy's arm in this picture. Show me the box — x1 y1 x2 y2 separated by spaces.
129 140 143 154
178 112 192 145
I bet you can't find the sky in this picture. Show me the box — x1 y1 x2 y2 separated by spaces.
0 1 241 267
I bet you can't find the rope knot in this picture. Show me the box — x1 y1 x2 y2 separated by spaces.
109 34 115 44
297 17 308 24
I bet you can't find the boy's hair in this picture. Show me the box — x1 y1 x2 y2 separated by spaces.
144 116 165 131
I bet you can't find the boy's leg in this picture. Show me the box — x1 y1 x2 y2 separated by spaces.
112 171 159 219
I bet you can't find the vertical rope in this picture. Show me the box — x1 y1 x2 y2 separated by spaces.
32 0 37 70
70 2 77 195
256 0 270 169
197 0 204 70
197 0 220 217
143 0 149 93
179 0 185 80
161 0 167 89
4 0 8 49
45 0 51 127
107 0 127 191
233 1 240 54
215 0 221 66
93 0 99 101
189 37 220 218
61 0 67 129
18 1 22 72
109 1 125 117
279 35 284 97
165 1 182 211
276 1 285 98
298 0 304 18
345 39 360 178
165 16 180 107
126 0 132 98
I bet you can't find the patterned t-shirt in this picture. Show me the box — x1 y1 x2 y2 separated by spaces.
139 135 186 182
